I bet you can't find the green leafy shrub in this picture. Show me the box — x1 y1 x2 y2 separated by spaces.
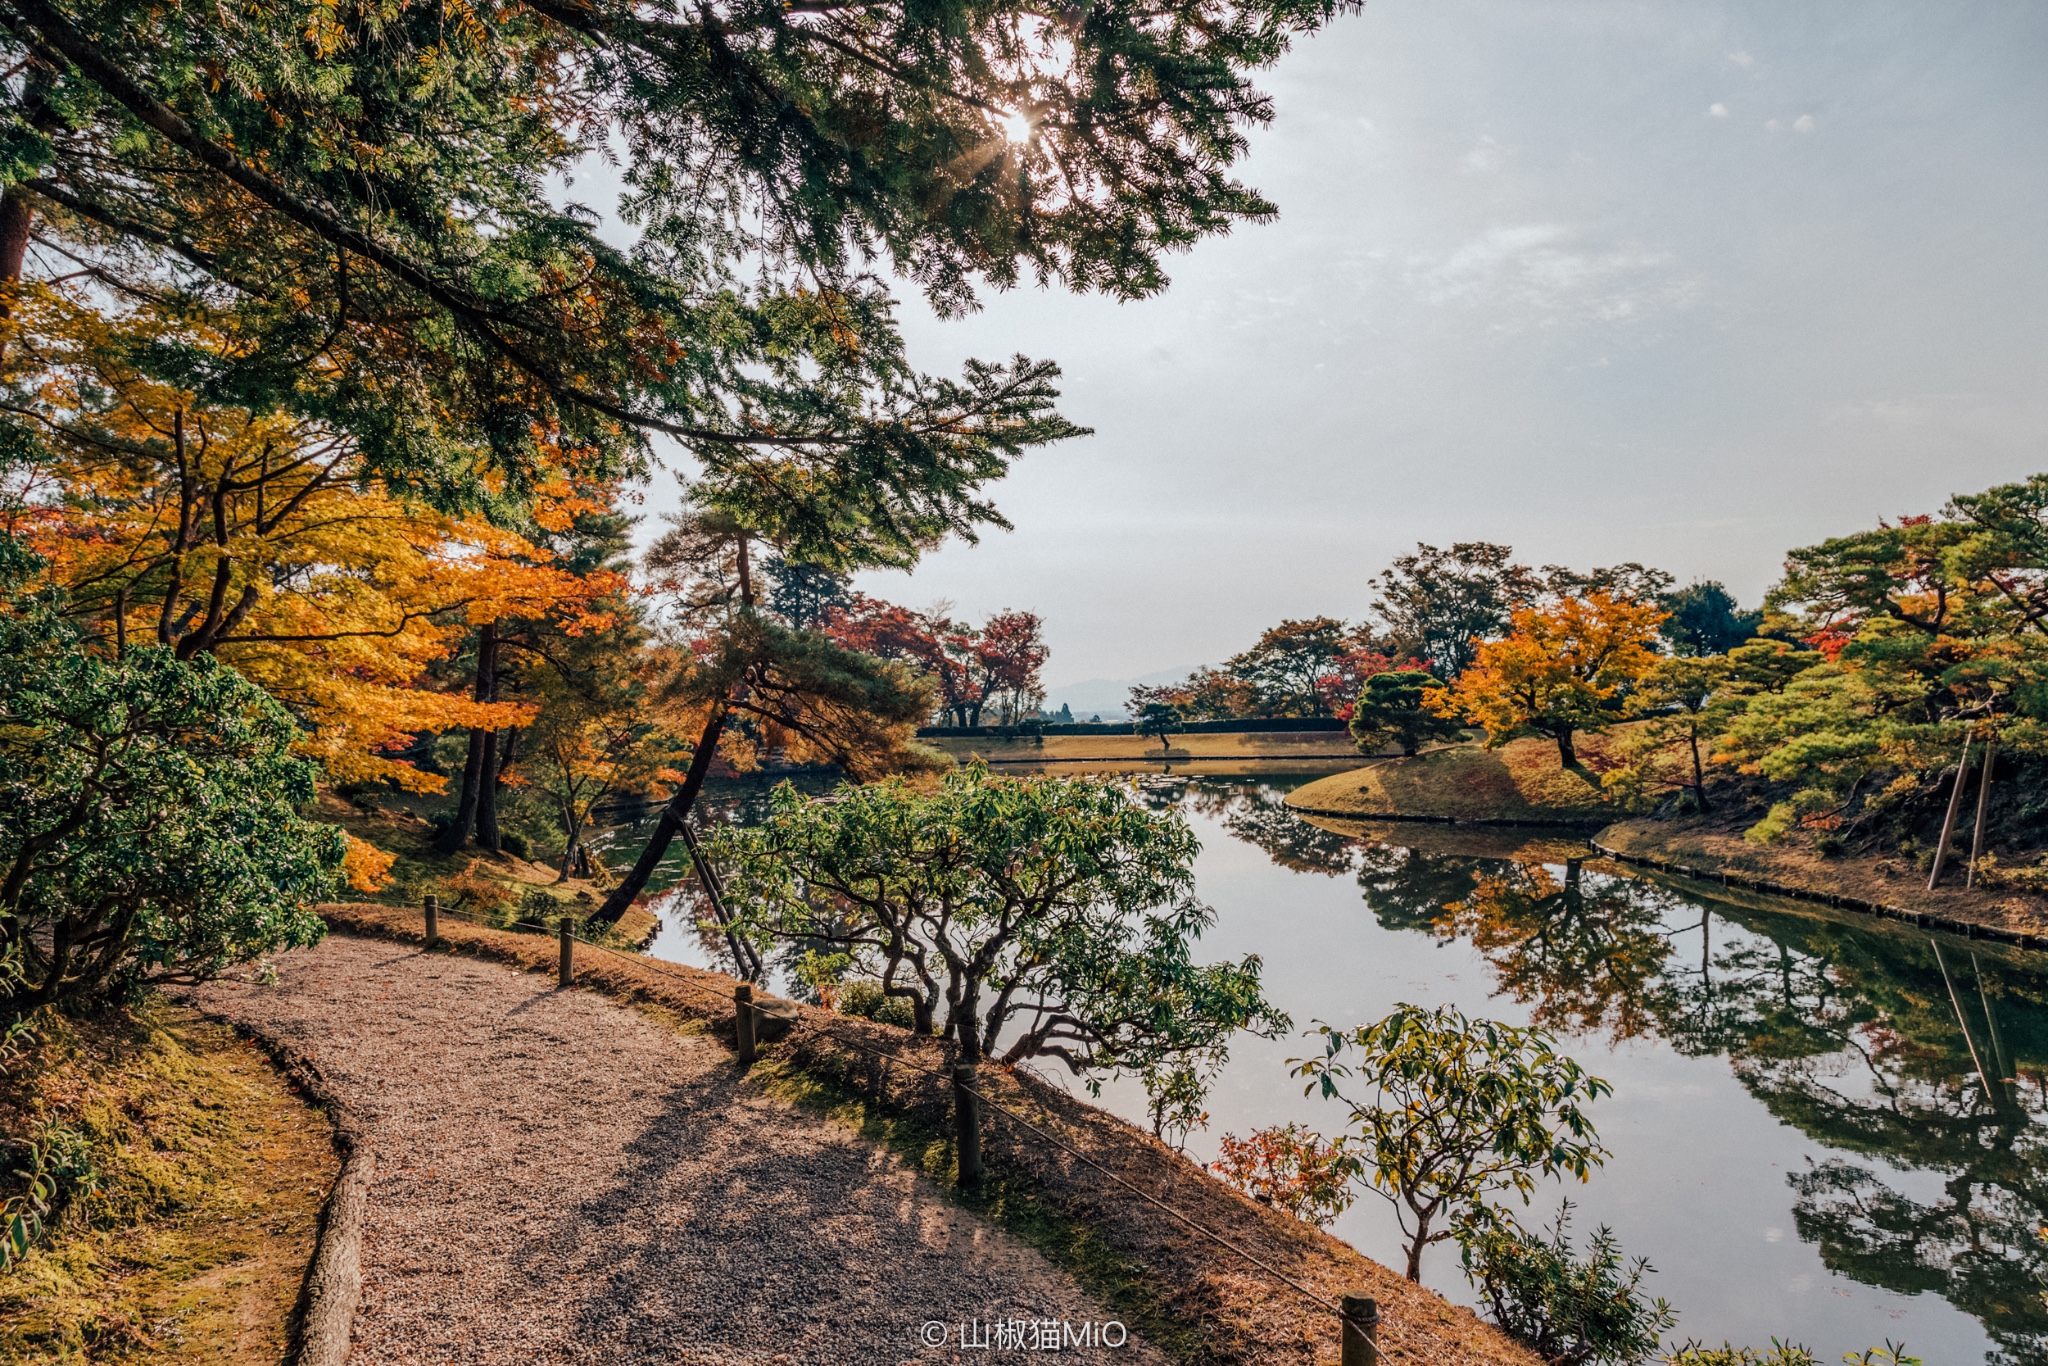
0 547 340 1010
1662 1345 1816 1366
1458 1202 1676 1365
2 1121 101 1268
837 979 917 1030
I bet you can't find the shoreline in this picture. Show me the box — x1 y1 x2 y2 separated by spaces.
1285 754 2048 950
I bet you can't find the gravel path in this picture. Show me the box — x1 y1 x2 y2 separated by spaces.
187 934 1164 1366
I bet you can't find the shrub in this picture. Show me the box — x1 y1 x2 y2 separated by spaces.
1210 1123 1354 1227
0 558 340 1010
500 829 531 859
443 861 515 922
837 979 917 1030
1458 1202 1676 1365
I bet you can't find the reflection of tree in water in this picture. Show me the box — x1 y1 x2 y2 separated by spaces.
1433 860 1680 1042
1187 780 2048 1357
1215 783 1361 876
1680 934 2048 1365
1353 844 1483 931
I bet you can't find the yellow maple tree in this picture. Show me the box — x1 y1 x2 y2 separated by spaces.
1 288 623 795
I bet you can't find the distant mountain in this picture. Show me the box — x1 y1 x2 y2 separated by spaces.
1042 667 1197 722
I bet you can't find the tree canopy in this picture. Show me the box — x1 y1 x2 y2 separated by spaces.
708 765 1288 1123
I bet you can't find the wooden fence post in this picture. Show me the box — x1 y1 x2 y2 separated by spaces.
558 916 574 988
423 894 438 949
1340 1295 1379 1366
734 984 757 1065
953 1064 983 1188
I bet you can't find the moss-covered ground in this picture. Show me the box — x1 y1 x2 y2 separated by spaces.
0 1000 337 1364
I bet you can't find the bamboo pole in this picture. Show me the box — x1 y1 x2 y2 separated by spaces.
1966 740 1997 890
1926 735 1972 891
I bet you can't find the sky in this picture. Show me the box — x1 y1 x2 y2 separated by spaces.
635 1 2048 693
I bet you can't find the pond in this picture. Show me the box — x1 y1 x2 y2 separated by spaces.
635 771 2046 1363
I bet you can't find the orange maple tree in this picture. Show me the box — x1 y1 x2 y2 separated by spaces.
1 289 624 802
1429 593 1668 767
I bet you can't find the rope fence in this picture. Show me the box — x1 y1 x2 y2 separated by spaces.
404 894 1386 1361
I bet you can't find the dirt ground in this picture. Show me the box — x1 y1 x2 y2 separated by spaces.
185 934 1171 1366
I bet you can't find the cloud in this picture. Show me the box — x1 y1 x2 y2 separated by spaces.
1708 102 1729 118
1793 114 1815 133
1727 50 1756 68
1406 224 1705 327
1463 134 1504 173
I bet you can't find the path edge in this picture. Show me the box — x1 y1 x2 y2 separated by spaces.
175 986 375 1366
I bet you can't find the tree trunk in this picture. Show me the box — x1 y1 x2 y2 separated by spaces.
588 707 728 924
1404 1216 1430 1282
437 730 486 854
476 728 502 853
0 189 32 292
436 620 497 853
1688 721 1710 812
1555 728 1577 768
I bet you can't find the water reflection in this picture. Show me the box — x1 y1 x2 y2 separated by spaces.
1217 778 2048 1363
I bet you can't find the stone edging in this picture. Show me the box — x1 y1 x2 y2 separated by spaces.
1587 838 2046 951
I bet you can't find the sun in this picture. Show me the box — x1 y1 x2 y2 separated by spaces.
999 110 1033 145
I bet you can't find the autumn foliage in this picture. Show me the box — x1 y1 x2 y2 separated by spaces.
1429 594 1668 768
2 290 624 792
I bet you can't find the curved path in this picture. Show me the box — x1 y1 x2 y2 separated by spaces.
189 934 1163 1366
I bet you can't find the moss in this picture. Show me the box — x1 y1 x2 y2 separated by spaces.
0 999 337 1364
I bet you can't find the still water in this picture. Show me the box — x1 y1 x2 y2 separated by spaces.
638 771 2045 1363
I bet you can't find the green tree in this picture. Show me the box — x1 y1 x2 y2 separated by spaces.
1373 543 1541 680
0 544 340 1009
709 767 1288 1121
1225 616 1355 717
1350 669 1462 756
0 0 1351 512
1292 1003 1612 1282
1659 582 1761 657
1137 700 1184 751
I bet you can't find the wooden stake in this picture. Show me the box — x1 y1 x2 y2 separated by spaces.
734 984 757 1066
1966 740 1997 890
558 916 574 988
1927 735 1972 891
423 894 439 949
1340 1295 1380 1366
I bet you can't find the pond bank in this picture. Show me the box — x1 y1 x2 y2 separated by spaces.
1288 745 2048 946
315 902 1543 1366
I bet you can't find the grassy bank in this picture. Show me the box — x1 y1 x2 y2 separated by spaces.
1597 814 2048 941
1285 732 2048 940
1284 731 1646 825
928 729 1367 767
0 1000 337 1364
323 792 659 945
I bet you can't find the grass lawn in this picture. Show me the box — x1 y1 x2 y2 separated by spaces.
1285 727 1655 824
